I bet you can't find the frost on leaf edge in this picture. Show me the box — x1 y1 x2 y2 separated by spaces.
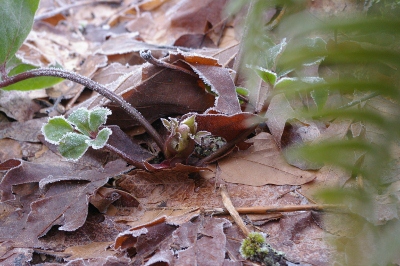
58 132 90 162
86 127 112 149
41 116 73 145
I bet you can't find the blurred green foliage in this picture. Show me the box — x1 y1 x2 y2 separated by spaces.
228 0 400 264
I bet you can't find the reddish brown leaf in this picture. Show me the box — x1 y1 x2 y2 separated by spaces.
106 125 154 163
0 159 20 171
0 159 132 245
105 67 215 129
169 0 228 41
187 63 241 114
114 222 177 259
115 168 196 205
169 51 241 114
149 217 231 266
173 34 217 49
89 187 139 213
195 112 259 142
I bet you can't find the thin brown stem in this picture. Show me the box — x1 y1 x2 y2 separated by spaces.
140 50 197 77
0 68 165 152
204 204 346 215
104 144 145 169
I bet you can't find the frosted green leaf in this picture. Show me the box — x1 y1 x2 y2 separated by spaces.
67 108 91 135
58 132 90 161
274 77 297 90
162 117 179 134
89 107 112 132
311 88 329 110
236 87 249 96
181 115 196 128
161 118 171 131
0 0 40 65
86 128 112 149
42 116 74 144
255 67 277 86
266 38 287 70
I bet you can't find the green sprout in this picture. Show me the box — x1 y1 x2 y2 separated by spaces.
240 232 285 266
42 107 112 161
161 115 210 160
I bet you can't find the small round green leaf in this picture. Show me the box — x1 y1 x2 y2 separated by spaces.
67 108 91 135
87 127 112 149
58 132 90 161
42 116 74 144
88 107 112 132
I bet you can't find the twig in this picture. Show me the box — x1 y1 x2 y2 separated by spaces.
0 68 165 153
232 204 345 214
139 50 197 77
338 91 381 109
204 204 346 216
103 144 145 169
147 204 346 215
220 184 250 236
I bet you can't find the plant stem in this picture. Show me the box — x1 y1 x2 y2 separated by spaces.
0 68 165 153
140 50 197 77
104 144 145 169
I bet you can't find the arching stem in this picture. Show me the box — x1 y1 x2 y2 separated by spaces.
0 68 165 153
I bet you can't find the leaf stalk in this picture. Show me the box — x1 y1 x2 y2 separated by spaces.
0 67 165 152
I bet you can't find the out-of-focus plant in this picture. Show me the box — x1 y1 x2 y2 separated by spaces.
228 0 400 264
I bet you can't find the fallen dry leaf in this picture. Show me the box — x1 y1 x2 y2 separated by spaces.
217 132 316 186
195 112 259 142
63 241 116 261
0 118 48 142
0 90 41 122
265 93 297 146
105 67 215 129
0 159 132 246
114 215 231 266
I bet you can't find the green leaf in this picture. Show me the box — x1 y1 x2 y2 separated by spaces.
88 107 112 132
87 128 112 149
67 108 91 135
2 64 64 91
236 87 249 96
310 88 329 110
42 116 74 144
274 77 297 90
266 38 287 70
58 133 90 161
161 118 171 131
0 0 40 65
254 67 277 85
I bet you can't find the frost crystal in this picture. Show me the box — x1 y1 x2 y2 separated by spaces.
42 116 74 145
58 132 90 161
